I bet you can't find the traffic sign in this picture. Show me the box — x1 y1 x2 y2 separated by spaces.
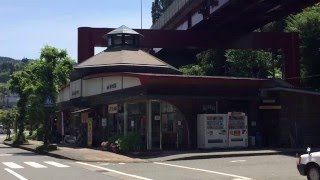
44 96 54 107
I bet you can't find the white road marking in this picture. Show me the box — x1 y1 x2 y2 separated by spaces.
99 163 109 166
2 162 24 169
119 163 126 165
4 168 28 180
44 161 69 168
24 162 47 168
231 160 247 163
154 162 252 180
76 162 153 180
0 153 13 156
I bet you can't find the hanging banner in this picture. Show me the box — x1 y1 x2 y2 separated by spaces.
87 118 93 147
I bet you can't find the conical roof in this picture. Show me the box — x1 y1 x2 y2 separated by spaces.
107 25 140 35
72 47 181 79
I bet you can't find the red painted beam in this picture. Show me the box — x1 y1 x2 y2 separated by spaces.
78 27 295 60
78 27 300 85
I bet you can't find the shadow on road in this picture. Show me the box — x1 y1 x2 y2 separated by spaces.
96 170 109 173
10 152 38 156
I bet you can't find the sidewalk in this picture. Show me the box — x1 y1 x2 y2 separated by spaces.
3 140 310 163
4 140 146 163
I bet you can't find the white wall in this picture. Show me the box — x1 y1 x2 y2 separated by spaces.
177 21 188 30
57 75 142 102
123 77 141 89
63 86 70 102
57 86 70 103
82 78 102 97
103 76 123 93
70 79 82 99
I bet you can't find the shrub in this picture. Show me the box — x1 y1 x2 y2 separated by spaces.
13 132 28 145
28 127 44 141
4 137 12 141
103 133 142 153
35 144 57 152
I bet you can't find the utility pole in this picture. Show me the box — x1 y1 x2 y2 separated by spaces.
141 0 143 29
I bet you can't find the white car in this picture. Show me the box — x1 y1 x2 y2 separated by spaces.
297 147 320 180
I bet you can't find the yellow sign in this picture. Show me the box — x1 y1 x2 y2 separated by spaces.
81 112 88 123
87 118 93 147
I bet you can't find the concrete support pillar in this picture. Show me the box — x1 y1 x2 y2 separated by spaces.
78 27 95 63
124 102 127 137
61 111 64 137
283 33 300 86
147 100 152 150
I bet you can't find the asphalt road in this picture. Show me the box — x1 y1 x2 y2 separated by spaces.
0 134 305 180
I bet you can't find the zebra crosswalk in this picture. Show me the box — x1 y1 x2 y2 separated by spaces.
1 161 70 169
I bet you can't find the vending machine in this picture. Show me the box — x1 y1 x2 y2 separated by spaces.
227 112 248 148
197 114 227 149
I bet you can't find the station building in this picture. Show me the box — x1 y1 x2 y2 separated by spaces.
57 26 320 150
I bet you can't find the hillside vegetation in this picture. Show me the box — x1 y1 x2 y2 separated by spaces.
0 56 31 83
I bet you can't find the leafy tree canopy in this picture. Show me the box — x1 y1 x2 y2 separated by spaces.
286 4 320 89
0 56 32 83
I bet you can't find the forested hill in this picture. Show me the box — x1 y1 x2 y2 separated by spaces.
0 56 32 83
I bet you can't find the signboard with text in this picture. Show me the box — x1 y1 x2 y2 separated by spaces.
70 79 81 99
108 104 118 114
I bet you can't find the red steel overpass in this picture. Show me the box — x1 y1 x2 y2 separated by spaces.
78 0 319 85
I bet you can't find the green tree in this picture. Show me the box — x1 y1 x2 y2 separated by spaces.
180 64 206 75
286 4 320 90
0 57 31 84
8 70 32 143
7 46 73 145
179 49 227 76
152 0 162 23
26 95 45 133
160 0 173 11
226 49 276 78
0 108 17 139
28 46 73 145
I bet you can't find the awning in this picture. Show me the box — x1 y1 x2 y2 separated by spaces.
71 108 91 114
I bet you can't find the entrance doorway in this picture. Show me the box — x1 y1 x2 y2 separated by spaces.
259 110 279 147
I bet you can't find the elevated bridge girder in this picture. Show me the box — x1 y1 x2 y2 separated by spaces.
78 28 299 85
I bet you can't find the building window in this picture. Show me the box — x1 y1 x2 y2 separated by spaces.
124 34 134 45
113 34 122 46
127 102 146 135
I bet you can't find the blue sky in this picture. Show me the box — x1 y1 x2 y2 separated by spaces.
0 0 153 61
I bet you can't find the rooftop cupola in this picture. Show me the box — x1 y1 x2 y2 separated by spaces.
104 25 141 48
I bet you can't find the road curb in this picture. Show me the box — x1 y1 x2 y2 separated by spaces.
3 141 147 163
3 141 76 161
3 141 302 163
165 151 298 161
